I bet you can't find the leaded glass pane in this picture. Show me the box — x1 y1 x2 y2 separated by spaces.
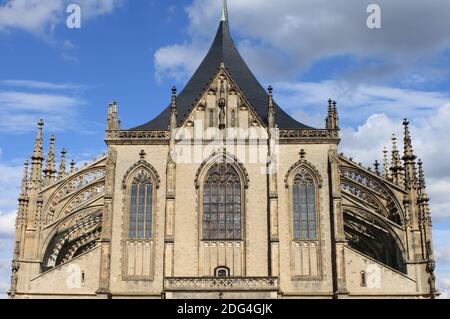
129 171 153 239
203 163 242 240
293 169 317 240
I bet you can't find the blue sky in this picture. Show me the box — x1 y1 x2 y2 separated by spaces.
1 0 450 297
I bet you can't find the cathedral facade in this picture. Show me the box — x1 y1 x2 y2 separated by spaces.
9 4 437 299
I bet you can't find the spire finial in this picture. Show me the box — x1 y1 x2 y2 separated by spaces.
169 86 177 131
20 160 29 197
70 160 76 174
374 160 380 176
44 135 57 186
383 147 390 179
418 159 426 190
58 148 67 180
32 119 44 160
268 86 275 129
402 118 416 160
390 133 404 185
221 0 228 22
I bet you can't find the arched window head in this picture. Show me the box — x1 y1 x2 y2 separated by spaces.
129 171 153 239
361 271 367 287
215 266 230 277
293 169 317 240
203 163 241 240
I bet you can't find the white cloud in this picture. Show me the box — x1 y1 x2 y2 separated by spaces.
438 276 450 299
338 104 450 222
154 41 206 83
0 211 15 238
436 246 450 267
1 80 85 91
0 162 22 213
0 0 123 35
0 237 13 298
0 90 87 132
0 91 82 112
273 80 449 126
155 0 450 84
0 0 63 34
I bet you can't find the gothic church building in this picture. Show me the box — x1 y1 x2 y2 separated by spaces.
9 3 437 299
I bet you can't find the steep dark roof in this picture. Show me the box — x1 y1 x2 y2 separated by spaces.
132 21 312 130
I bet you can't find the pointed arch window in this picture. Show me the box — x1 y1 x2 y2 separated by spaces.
293 169 317 240
129 171 153 239
203 163 241 240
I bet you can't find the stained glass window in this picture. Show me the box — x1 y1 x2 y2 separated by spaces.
293 169 317 240
129 171 153 239
203 163 241 240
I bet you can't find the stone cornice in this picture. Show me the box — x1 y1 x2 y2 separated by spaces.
105 130 171 145
165 277 279 291
105 129 340 145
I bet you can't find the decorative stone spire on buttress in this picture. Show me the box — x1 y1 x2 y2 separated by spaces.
170 86 177 131
58 148 67 180
326 99 339 138
268 86 275 129
390 134 403 185
16 159 30 229
70 160 76 174
107 100 119 130
374 160 380 176
417 159 431 226
43 135 57 186
383 147 390 180
19 160 29 200
30 120 44 189
402 119 417 191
